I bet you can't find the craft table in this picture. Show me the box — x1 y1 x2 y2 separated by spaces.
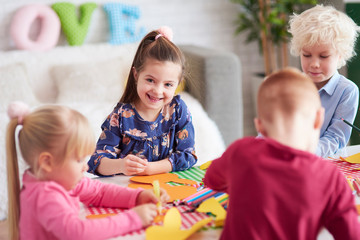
84 172 222 240
86 144 360 240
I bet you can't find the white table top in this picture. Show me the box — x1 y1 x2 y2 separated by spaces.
345 144 360 157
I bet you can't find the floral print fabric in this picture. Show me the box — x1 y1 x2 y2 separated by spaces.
88 95 197 175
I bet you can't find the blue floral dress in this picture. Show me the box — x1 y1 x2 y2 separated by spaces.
88 95 197 175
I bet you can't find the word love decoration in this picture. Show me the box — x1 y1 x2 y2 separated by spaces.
10 2 145 51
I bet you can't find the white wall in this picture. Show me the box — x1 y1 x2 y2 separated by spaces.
0 0 266 136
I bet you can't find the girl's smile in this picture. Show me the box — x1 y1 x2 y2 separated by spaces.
147 93 163 103
133 58 181 121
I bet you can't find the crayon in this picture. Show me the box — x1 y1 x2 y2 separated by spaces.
192 191 225 208
215 193 229 203
186 188 214 205
182 187 211 203
190 189 217 206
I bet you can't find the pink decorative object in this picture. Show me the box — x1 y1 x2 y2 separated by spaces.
7 101 30 124
10 4 60 51
157 26 173 41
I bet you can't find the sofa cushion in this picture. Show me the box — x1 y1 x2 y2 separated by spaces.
103 3 145 45
52 58 129 104
51 2 97 46
0 63 39 221
0 63 39 109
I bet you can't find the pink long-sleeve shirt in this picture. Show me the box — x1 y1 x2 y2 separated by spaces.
19 170 143 240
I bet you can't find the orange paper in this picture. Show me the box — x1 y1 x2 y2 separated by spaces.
128 173 198 202
130 173 197 186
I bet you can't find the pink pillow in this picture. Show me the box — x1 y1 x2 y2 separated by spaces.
10 4 60 51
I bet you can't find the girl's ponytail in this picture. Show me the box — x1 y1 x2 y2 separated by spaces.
6 119 21 240
6 101 30 240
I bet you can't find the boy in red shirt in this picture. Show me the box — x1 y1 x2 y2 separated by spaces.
204 68 360 239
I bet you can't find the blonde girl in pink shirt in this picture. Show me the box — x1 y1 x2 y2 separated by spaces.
6 102 169 240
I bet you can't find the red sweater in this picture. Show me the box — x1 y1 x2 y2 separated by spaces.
204 137 360 240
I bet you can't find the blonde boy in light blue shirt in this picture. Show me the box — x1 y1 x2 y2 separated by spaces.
289 5 360 157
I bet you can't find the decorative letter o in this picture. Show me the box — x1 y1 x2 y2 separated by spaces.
10 4 60 51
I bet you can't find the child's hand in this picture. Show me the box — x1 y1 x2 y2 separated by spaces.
136 188 170 206
132 203 157 227
120 154 148 175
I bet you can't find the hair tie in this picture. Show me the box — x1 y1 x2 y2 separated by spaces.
155 33 163 40
7 101 30 124
14 124 24 158
155 26 173 41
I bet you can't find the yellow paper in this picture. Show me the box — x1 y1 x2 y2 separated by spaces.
344 153 360 164
145 207 211 240
199 160 213 170
196 197 227 227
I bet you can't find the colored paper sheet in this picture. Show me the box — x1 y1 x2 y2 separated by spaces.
145 207 211 240
199 160 213 170
130 173 198 186
128 173 198 202
196 197 227 227
174 166 206 183
345 153 360 163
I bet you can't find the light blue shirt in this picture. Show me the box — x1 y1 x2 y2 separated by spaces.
316 71 359 157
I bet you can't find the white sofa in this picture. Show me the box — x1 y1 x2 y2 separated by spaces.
0 43 242 220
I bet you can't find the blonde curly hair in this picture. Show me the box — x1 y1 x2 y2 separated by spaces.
288 4 360 68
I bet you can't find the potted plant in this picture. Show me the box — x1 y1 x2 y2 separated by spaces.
231 0 317 76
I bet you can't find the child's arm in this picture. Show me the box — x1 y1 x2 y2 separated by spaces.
316 83 359 157
32 181 147 240
166 99 197 172
97 154 148 176
25 179 150 239
88 110 124 175
203 146 231 192
72 177 142 208
323 173 360 238
203 158 228 192
140 158 173 175
88 107 149 176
